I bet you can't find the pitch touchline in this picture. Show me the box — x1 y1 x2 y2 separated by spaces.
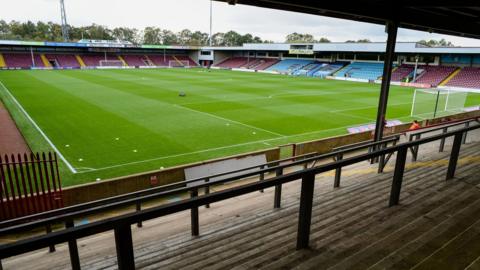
0 80 78 174
175 104 285 137
77 122 374 173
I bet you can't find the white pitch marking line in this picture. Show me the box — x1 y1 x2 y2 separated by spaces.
77 122 375 173
0 80 78 174
176 104 285 137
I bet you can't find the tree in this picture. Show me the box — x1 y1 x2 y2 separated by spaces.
223 31 243 46
0 20 266 45
143 27 162 44
211 32 225 46
112 27 139 44
285 32 315 43
418 39 454 47
318 37 331 43
356 39 371 43
345 39 371 43
161 30 178 45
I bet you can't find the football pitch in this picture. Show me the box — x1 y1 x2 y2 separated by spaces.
0 68 479 186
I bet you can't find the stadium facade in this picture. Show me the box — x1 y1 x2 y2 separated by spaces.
1 40 480 90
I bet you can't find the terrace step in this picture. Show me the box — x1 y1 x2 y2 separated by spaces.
3 141 480 270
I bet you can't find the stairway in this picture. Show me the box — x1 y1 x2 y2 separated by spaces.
40 54 51 67
0 53 6 68
117 55 127 66
74 55 86 67
439 67 461 86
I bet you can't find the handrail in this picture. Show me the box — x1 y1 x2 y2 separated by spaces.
0 121 478 263
0 151 314 228
409 117 479 140
333 135 399 152
0 136 399 233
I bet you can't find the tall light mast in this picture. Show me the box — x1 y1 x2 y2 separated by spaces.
60 0 69 41
209 0 213 46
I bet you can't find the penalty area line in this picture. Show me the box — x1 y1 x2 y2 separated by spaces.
0 80 77 174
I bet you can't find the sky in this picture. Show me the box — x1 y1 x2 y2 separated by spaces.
2 0 480 46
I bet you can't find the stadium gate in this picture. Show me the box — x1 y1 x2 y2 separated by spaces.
0 152 63 221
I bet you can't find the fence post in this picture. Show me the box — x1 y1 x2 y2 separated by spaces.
274 167 283 209
389 147 408 207
46 224 56 252
190 188 199 236
447 133 463 181
462 122 470 144
439 127 448 152
135 201 142 228
65 220 81 270
205 178 210 208
378 143 387 173
296 172 315 250
259 165 265 193
334 153 343 188
114 223 135 270
412 134 421 161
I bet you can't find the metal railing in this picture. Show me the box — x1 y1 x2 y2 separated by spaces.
1 126 475 270
408 117 479 161
0 137 399 235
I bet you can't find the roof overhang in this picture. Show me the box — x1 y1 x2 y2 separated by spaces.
213 1 480 39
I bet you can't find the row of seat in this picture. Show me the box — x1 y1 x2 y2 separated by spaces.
0 53 197 68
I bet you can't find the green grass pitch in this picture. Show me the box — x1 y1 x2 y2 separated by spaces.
0 68 479 186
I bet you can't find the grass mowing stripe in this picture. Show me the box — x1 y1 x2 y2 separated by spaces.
176 103 286 137
80 121 375 173
0 80 77 173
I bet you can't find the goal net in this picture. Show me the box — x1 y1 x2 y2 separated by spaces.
168 60 190 68
410 88 471 119
99 60 124 67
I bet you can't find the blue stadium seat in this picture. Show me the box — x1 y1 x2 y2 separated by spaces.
334 62 385 80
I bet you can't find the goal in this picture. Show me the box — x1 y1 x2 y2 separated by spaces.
99 60 124 67
168 60 190 68
410 88 473 119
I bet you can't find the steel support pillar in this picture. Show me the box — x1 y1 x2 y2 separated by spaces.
374 21 398 143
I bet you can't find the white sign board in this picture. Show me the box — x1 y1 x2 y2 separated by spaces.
185 154 267 187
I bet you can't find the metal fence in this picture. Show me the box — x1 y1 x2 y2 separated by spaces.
0 152 63 221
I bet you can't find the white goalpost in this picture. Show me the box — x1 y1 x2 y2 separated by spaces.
410 88 478 119
168 60 190 68
99 60 124 67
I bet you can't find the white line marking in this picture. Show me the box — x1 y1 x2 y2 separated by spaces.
78 122 373 173
0 80 77 173
176 104 285 137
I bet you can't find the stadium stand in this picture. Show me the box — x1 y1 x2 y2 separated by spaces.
292 62 324 76
445 67 480 89
215 57 250 68
0 53 5 68
45 54 81 68
414 65 456 86
215 57 278 70
250 58 278 70
391 64 414 81
121 55 149 66
335 62 384 80
174 55 197 66
312 63 346 77
3 53 44 68
80 54 115 67
3 126 480 270
266 59 314 73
